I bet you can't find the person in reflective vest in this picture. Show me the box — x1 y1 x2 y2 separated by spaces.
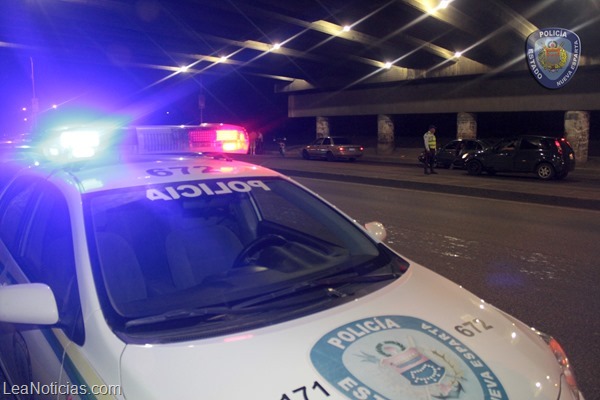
423 125 438 175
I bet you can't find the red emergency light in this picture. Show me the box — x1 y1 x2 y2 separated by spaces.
135 123 250 154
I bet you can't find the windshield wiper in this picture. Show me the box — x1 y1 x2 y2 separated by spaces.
124 271 400 330
233 271 400 309
312 271 400 286
124 306 243 329
124 287 324 329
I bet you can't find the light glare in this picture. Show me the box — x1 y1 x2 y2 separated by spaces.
439 0 454 9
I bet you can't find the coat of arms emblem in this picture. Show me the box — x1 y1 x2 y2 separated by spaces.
526 28 581 89
310 316 507 399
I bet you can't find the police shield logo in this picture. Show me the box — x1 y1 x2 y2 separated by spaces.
310 316 507 399
526 27 581 89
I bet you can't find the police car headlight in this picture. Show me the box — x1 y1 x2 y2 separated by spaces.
539 333 580 399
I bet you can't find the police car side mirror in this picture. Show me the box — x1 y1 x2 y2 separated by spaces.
364 221 387 241
0 283 59 325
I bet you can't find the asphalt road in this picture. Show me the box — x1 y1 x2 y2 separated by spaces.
232 150 600 211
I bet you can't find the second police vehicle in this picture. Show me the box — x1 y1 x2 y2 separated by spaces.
0 121 584 399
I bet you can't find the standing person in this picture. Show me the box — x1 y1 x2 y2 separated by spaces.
423 125 438 174
248 131 257 155
450 140 464 170
256 131 264 154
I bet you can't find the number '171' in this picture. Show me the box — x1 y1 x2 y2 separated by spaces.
281 381 330 400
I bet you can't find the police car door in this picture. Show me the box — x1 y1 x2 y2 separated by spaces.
0 177 83 399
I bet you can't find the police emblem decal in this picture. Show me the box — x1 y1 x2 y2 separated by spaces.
526 27 581 89
310 316 507 399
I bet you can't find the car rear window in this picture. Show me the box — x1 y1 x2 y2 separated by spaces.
332 138 352 145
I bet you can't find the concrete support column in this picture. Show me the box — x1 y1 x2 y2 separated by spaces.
377 114 395 154
564 111 590 163
457 112 477 139
316 116 330 138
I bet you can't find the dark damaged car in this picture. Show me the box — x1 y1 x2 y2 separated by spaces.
465 135 576 180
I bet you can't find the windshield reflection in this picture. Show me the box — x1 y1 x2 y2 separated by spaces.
85 177 402 340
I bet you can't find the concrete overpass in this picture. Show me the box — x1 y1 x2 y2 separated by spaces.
285 66 600 161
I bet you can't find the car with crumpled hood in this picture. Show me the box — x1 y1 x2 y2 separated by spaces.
435 138 495 169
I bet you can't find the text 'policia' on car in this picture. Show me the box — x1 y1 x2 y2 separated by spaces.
0 122 584 399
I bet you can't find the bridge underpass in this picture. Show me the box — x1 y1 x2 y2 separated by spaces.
286 67 600 162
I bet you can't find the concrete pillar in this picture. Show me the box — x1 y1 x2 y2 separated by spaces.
564 111 590 163
377 114 395 155
316 116 330 138
457 112 477 139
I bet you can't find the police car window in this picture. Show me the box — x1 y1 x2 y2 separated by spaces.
27 187 81 326
3 181 84 343
252 184 342 247
323 138 331 145
249 179 376 256
22 186 75 282
0 177 37 255
85 178 382 326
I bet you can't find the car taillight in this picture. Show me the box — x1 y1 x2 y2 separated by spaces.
554 139 563 155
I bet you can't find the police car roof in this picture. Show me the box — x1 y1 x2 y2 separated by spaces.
42 153 282 194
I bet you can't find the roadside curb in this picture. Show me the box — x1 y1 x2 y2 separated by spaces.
285 145 600 169
276 168 600 211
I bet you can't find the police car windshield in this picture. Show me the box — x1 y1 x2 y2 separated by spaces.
85 177 392 337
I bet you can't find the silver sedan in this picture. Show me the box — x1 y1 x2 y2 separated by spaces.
301 136 364 161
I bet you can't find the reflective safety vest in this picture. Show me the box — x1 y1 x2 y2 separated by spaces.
425 132 436 150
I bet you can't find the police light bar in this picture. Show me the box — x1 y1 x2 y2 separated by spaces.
33 122 250 165
134 123 249 154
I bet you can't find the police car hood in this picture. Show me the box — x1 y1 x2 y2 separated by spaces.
119 263 566 399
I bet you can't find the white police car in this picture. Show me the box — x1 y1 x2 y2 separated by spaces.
0 125 584 399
